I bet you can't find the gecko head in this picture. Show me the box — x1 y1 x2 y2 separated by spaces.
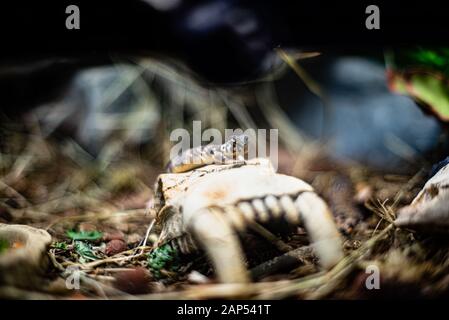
228 133 249 157
230 133 249 147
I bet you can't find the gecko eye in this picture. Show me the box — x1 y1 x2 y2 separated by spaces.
235 134 248 147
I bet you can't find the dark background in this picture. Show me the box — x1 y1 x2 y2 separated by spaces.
0 1 448 80
0 0 448 104
0 1 447 53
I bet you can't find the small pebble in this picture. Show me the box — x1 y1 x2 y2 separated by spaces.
126 233 142 245
354 183 373 204
105 239 127 256
187 271 210 284
114 267 152 294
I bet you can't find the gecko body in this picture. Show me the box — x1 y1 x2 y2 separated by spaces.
166 134 249 173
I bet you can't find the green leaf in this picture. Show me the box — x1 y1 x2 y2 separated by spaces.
389 71 449 121
147 243 181 279
53 242 68 250
74 241 99 261
392 47 449 75
66 230 103 241
387 47 449 122
0 239 9 255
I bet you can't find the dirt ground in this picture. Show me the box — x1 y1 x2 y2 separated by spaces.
1 117 448 300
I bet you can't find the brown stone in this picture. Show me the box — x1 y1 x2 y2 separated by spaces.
105 239 127 256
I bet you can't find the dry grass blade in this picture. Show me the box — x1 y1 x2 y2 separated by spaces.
275 48 326 100
256 224 394 299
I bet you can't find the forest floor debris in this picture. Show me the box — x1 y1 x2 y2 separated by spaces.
1 121 449 299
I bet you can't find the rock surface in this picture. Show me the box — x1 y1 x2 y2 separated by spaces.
0 224 52 289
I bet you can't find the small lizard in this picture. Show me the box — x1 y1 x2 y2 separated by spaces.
166 134 249 173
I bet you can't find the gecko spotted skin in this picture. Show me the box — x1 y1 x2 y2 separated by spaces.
166 134 249 173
